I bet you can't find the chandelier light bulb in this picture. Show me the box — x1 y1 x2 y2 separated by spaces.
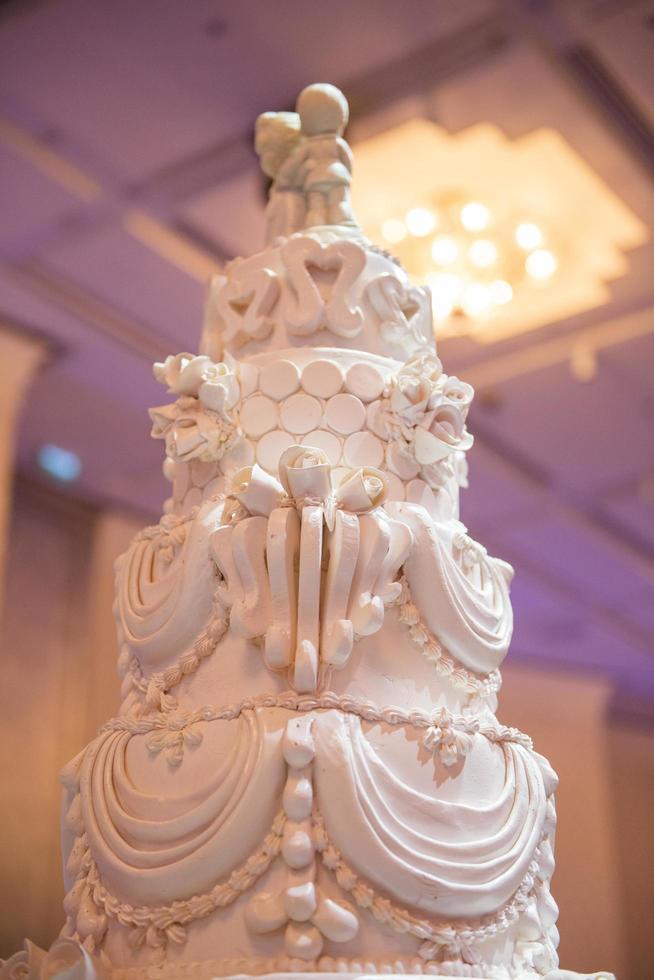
460 201 490 232
405 207 436 237
381 218 407 244
468 238 498 268
526 248 558 279
427 271 463 319
515 221 544 250
461 282 492 318
431 235 460 265
489 279 513 305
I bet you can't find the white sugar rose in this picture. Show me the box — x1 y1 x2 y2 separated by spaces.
149 400 237 463
278 445 332 502
154 353 240 412
442 375 474 418
414 403 474 464
153 353 213 396
390 353 444 425
198 362 240 416
335 466 387 513
400 352 443 386
229 464 285 517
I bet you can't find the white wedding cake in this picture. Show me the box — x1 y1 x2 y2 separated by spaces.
2 85 615 980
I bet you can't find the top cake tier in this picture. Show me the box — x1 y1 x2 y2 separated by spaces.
201 83 434 363
201 228 434 362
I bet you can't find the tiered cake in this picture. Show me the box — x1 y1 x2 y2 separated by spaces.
2 85 614 980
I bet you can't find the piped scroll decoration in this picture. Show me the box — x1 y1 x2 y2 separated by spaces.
281 237 365 338
367 273 433 353
211 447 412 693
213 267 280 348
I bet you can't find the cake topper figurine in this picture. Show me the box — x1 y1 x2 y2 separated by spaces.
255 82 356 242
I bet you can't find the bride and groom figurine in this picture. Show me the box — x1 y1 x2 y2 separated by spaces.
255 83 357 242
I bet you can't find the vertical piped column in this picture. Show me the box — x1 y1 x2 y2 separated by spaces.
246 711 358 959
282 715 321 957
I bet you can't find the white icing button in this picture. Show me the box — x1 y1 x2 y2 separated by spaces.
301 359 344 398
240 395 279 438
343 431 384 468
280 393 322 434
324 393 366 434
238 361 259 399
256 429 295 472
345 363 385 402
283 716 315 767
384 471 405 501
386 440 420 479
284 921 323 959
301 429 342 466
259 359 301 400
283 775 313 821
284 881 317 921
282 828 314 869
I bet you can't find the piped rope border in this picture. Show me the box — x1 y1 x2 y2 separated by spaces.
312 811 544 961
126 582 228 712
76 813 285 950
99 689 532 770
397 576 502 697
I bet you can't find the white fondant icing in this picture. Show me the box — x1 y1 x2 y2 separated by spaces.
6 81 606 980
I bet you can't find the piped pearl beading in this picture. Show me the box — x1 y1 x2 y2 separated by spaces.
245 716 359 959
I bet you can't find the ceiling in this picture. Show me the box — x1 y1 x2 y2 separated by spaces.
1 0 653 716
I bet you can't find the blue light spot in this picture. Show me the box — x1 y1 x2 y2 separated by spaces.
37 444 82 483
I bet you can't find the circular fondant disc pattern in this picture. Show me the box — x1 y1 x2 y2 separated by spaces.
240 395 279 438
301 359 344 398
324 393 366 435
280 393 323 434
256 429 295 471
345 362 386 402
259 359 301 400
343 431 384 468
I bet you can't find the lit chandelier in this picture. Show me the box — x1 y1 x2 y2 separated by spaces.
351 120 647 343
377 193 558 331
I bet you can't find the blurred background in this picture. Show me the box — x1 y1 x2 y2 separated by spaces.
0 0 653 976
